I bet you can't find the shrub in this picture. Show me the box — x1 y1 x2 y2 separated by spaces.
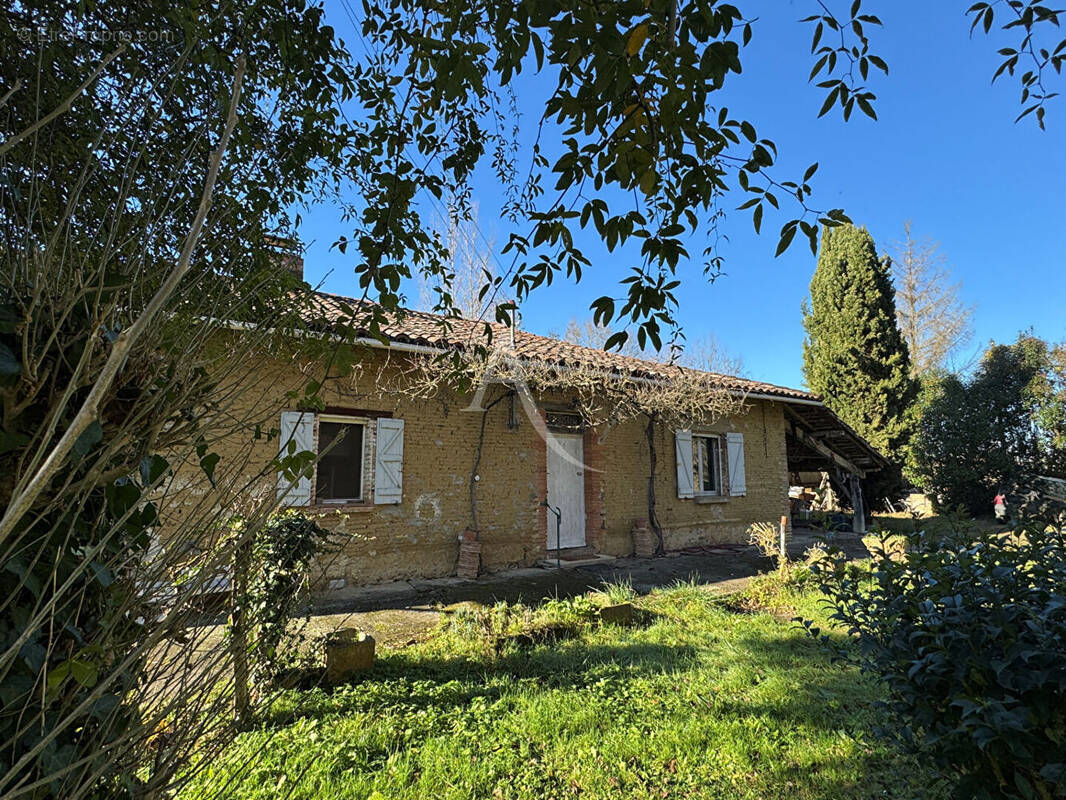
805 517 1066 799
747 521 786 571
727 565 817 615
229 511 335 693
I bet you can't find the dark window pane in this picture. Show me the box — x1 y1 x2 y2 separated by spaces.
316 421 363 502
698 436 720 494
703 440 714 493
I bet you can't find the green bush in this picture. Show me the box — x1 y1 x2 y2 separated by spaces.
229 511 335 687
727 565 818 615
805 518 1066 799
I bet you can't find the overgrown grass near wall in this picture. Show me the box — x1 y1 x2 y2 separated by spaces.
182 577 941 800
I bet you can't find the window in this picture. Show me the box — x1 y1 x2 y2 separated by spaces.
279 412 405 507
694 434 725 496
315 417 365 503
545 411 582 433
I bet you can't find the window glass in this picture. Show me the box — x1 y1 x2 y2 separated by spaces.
695 435 722 495
316 421 363 502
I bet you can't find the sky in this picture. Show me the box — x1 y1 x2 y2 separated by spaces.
297 0 1066 391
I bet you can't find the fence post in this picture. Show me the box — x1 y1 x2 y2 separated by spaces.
779 514 788 572
230 534 252 728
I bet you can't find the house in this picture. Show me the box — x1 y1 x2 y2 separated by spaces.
197 257 888 592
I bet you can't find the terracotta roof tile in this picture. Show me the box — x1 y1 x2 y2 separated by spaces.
306 291 819 403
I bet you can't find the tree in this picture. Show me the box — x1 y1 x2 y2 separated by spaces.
560 318 744 375
802 224 918 470
912 334 1066 513
416 205 498 319
889 221 975 375
0 2 355 796
334 0 1065 353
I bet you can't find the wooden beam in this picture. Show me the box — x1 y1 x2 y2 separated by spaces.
850 473 866 533
784 408 866 477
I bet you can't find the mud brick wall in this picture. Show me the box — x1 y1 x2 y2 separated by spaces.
159 344 791 590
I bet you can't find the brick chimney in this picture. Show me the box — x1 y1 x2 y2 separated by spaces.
264 236 304 281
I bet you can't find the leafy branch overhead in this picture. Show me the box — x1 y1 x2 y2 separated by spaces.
343 0 860 356
802 0 888 122
967 0 1066 128
336 0 1061 356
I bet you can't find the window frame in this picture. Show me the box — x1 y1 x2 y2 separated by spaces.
693 433 727 497
314 413 369 505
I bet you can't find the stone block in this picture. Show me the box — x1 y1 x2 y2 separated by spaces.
325 629 375 684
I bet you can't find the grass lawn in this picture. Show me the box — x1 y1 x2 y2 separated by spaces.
182 575 941 800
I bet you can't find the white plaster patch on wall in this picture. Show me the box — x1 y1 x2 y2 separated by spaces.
413 493 442 524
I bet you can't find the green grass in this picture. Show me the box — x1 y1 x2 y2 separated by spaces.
182 577 940 800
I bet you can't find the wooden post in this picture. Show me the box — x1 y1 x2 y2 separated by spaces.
230 535 252 728
779 514 788 572
850 474 866 534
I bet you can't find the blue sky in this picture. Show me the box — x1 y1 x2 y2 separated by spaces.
298 0 1065 390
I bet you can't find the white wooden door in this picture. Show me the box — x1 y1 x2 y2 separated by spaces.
546 432 586 549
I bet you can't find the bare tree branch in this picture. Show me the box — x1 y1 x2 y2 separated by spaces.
889 220 975 375
0 56 245 548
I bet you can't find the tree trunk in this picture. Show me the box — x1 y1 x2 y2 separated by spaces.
645 414 665 555
230 535 252 729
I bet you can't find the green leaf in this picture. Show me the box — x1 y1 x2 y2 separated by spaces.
70 660 98 688
638 169 657 195
625 23 649 57
72 421 103 458
200 452 221 487
47 662 72 692
817 85 840 117
0 342 20 376
775 223 798 257
856 94 877 120
140 454 170 487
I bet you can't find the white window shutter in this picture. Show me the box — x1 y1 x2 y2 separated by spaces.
675 430 694 499
726 432 746 496
277 411 313 506
374 417 404 504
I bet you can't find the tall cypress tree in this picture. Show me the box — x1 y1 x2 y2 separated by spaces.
803 224 918 468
